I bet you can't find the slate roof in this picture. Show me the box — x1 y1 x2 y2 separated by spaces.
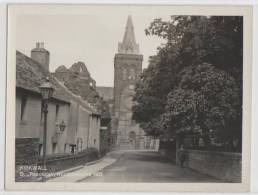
16 50 99 114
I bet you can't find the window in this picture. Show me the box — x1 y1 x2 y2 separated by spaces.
38 144 43 156
64 144 67 153
55 104 59 122
20 95 27 121
130 68 135 80
52 143 57 154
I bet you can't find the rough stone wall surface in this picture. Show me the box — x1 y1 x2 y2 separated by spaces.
88 116 100 150
41 148 99 176
53 61 98 104
185 150 242 182
15 148 99 182
15 138 40 181
15 138 39 165
113 54 143 115
96 86 114 101
31 50 49 71
113 53 144 149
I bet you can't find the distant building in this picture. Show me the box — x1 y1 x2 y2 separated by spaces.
96 86 113 101
113 16 157 150
16 43 101 160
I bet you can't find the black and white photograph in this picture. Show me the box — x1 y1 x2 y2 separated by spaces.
5 4 253 192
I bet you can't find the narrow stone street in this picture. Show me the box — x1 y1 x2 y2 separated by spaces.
79 150 222 183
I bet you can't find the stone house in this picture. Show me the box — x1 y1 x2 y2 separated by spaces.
16 43 101 159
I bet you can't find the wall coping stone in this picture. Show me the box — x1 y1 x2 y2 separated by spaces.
185 149 242 157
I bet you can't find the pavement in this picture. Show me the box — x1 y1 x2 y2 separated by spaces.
47 156 116 182
48 150 222 183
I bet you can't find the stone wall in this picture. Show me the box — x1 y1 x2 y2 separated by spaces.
15 138 39 181
159 140 176 162
15 148 99 182
96 86 114 101
53 62 98 103
184 150 242 182
15 138 39 165
88 115 100 150
41 148 99 176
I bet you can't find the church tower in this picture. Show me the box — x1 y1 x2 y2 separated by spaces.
113 15 144 150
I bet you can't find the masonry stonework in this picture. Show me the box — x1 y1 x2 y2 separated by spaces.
113 16 148 150
185 150 242 182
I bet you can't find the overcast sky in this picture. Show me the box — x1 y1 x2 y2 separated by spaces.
16 9 168 87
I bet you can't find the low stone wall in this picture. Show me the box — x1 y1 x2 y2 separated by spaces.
15 145 99 182
184 149 242 182
159 140 176 162
39 148 99 175
15 138 40 181
15 138 39 165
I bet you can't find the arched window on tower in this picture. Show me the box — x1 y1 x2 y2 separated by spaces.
130 68 135 80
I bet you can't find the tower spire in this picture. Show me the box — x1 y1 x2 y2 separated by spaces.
118 15 140 54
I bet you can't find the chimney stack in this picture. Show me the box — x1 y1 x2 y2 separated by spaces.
31 42 50 71
36 42 40 48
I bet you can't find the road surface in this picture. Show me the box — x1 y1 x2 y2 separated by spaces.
80 150 222 183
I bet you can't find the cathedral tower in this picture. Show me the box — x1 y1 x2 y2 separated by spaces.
113 15 144 150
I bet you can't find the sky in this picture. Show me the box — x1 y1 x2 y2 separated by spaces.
16 7 168 87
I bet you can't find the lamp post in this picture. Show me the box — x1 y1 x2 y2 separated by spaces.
39 77 54 173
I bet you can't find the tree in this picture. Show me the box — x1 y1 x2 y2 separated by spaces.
163 63 241 145
132 16 243 147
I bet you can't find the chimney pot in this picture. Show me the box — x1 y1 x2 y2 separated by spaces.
36 42 40 48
